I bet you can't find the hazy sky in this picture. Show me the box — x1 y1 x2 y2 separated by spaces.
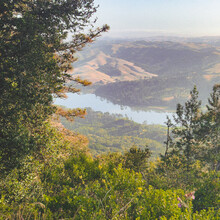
94 0 220 37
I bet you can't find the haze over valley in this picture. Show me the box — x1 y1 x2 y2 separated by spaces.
2 1 220 217
68 37 220 110
54 35 220 156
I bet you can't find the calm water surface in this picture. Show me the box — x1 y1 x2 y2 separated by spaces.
54 93 173 125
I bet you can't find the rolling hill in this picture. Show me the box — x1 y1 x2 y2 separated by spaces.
70 39 220 109
72 50 157 85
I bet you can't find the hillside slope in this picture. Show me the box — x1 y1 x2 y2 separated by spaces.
72 51 157 84
60 108 166 156
71 40 220 109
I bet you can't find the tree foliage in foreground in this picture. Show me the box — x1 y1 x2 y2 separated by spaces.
0 123 219 219
0 84 219 218
165 85 220 172
157 85 220 190
197 84 220 170
0 0 109 171
0 1 219 218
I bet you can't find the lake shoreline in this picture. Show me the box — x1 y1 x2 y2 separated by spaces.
54 93 174 125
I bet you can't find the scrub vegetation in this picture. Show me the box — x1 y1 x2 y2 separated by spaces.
0 0 219 219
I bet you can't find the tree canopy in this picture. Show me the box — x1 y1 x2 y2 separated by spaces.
0 0 109 171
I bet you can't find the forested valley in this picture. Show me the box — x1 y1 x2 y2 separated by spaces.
0 0 219 219
60 108 166 156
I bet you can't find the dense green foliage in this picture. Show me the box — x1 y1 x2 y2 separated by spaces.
162 85 220 173
0 122 219 219
0 126 219 219
0 0 108 172
60 108 166 156
0 1 219 219
1 83 220 219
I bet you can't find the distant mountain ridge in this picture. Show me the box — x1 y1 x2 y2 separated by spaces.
72 51 157 84
71 39 220 109
73 40 220 83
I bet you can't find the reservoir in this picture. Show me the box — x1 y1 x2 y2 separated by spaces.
54 93 173 125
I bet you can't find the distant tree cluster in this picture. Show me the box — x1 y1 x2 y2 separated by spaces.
61 108 166 155
95 76 192 108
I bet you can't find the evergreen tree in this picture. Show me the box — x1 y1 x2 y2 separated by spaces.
123 146 151 172
163 116 173 160
0 0 108 171
159 85 220 188
172 86 202 172
196 84 220 170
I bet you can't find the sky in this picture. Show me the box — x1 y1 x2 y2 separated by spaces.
94 0 220 38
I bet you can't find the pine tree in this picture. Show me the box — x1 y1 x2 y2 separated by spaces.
123 146 151 172
196 84 220 170
172 86 202 172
